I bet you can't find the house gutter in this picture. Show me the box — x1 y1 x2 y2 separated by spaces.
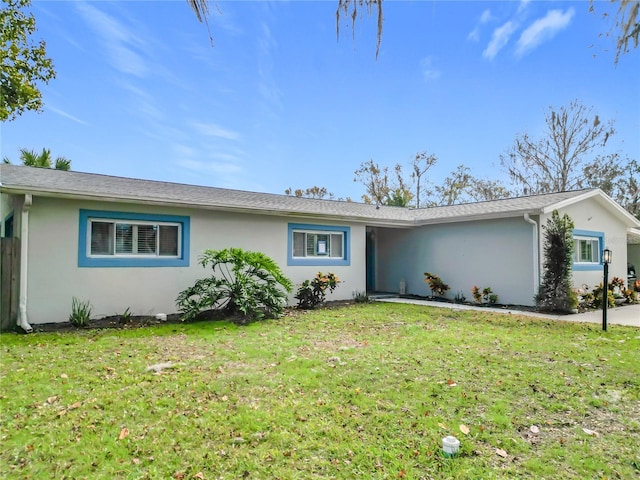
524 213 539 297
18 194 33 333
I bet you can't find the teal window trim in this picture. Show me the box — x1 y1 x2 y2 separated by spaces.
572 229 604 271
78 209 190 267
288 223 350 266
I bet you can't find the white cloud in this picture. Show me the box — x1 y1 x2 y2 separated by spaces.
515 8 575 57
191 122 241 141
420 56 441 81
483 21 517 60
75 2 149 77
47 105 88 125
480 9 493 23
517 0 532 14
176 158 243 176
468 9 493 42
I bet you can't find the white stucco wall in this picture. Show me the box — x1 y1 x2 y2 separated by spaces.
24 197 366 324
374 217 536 306
550 197 629 290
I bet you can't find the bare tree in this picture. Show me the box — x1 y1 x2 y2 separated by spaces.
584 156 639 219
431 165 473 206
353 159 413 206
467 178 512 202
284 186 335 200
353 159 390 205
410 151 437 208
592 0 640 63
336 0 384 58
188 1 637 62
500 100 616 195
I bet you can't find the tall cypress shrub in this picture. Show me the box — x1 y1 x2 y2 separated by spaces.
535 210 578 312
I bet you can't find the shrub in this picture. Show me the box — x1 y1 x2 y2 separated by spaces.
591 283 615 309
424 272 450 297
69 297 92 327
176 248 293 323
295 272 340 309
454 291 466 303
535 210 578 312
471 286 498 305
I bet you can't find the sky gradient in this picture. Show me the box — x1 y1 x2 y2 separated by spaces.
2 0 639 201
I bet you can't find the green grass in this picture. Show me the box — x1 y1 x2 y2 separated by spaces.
1 303 639 479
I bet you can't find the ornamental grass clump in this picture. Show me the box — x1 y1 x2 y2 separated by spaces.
295 272 340 309
69 297 92 327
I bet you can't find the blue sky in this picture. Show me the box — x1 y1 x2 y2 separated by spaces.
2 0 639 201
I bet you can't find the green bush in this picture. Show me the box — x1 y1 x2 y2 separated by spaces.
176 248 293 323
591 283 615 309
295 272 340 309
69 297 92 327
535 210 578 312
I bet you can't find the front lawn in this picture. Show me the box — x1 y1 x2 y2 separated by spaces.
1 303 638 479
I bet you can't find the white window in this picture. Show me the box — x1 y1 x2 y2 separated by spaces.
89 219 180 257
292 230 344 259
574 237 599 264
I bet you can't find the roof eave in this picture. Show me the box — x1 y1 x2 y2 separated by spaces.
0 185 416 226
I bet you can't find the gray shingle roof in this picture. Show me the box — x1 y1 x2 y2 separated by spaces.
0 164 604 226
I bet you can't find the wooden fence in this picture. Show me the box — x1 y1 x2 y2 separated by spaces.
1 237 20 331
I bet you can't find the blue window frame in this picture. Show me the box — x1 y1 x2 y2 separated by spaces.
572 229 604 271
288 223 350 266
78 209 190 267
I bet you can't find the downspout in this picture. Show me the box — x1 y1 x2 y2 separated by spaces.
524 214 539 298
18 194 33 333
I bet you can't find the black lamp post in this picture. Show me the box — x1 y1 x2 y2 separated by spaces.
602 248 612 332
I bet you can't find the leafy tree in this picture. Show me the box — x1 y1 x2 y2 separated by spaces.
500 100 616 196
1 0 56 121
535 210 578 313
3 148 71 170
176 248 293 323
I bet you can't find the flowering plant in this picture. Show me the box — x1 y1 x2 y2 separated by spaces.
424 272 450 297
295 272 340 309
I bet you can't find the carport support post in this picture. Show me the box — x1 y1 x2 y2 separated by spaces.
602 248 612 332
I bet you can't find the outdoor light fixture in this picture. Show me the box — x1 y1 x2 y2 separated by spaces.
602 248 612 332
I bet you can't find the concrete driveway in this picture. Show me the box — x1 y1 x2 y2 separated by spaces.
376 297 640 327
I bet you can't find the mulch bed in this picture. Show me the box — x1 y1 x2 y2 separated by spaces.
14 298 562 334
